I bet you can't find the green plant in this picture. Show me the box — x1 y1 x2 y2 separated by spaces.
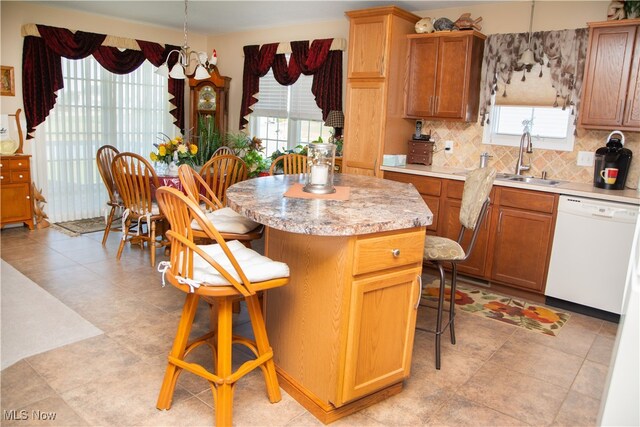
192 114 223 165
225 132 268 177
625 1 640 18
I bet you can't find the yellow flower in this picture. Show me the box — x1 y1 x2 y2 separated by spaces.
158 145 167 156
177 144 188 154
150 152 158 161
189 144 198 155
175 136 183 143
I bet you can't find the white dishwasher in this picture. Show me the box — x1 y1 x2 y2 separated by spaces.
545 195 638 314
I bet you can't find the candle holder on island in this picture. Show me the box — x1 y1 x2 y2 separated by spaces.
303 143 336 194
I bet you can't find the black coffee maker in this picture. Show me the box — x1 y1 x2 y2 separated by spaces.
593 131 632 190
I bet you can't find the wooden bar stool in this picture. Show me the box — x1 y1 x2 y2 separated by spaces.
154 187 289 425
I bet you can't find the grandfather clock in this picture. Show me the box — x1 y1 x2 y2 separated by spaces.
188 66 231 138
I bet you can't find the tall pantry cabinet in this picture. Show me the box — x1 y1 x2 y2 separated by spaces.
343 7 420 177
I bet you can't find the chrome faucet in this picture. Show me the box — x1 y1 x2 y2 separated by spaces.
515 119 534 175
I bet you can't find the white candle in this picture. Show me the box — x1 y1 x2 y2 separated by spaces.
310 164 329 185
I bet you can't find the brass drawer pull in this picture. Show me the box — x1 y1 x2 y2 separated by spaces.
392 249 401 257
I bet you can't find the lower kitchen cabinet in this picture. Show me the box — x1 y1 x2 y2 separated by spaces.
383 171 441 233
384 172 558 295
441 198 492 277
490 207 554 292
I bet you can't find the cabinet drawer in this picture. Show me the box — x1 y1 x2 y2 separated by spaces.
384 172 441 196
10 171 30 183
353 230 424 276
498 188 555 213
9 159 29 170
446 179 496 202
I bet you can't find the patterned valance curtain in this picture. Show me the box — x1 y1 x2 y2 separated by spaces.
240 38 342 129
21 24 184 139
479 28 589 126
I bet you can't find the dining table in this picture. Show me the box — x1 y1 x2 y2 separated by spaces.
226 173 432 423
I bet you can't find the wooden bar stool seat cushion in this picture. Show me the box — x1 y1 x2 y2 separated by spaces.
424 236 465 261
191 207 260 234
190 240 289 286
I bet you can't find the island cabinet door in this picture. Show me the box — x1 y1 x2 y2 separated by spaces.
336 267 421 405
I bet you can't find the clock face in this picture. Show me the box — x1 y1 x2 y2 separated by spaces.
197 86 216 111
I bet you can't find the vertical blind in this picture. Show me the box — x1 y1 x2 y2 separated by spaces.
40 56 176 222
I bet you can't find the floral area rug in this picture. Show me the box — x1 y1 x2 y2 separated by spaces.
422 281 570 336
54 216 107 236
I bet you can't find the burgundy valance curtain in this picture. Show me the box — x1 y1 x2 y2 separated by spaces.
240 38 342 129
22 24 184 139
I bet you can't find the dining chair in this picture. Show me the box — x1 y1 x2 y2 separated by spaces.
212 146 235 157
199 154 248 206
96 144 123 246
418 167 496 370
269 153 308 175
154 186 289 426
178 164 264 248
111 152 168 267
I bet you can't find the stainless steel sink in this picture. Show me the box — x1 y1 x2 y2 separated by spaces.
505 176 563 186
453 171 563 186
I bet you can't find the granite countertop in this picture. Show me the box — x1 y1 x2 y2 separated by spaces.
226 174 433 236
382 164 640 206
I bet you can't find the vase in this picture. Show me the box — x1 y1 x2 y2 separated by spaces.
155 162 170 176
167 161 179 177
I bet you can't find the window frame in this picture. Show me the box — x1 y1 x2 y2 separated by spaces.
482 104 576 152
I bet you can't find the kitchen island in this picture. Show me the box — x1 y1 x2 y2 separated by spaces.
226 174 432 423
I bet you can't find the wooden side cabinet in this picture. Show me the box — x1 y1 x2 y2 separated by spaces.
383 171 441 233
0 155 34 230
343 6 419 177
579 19 640 131
405 31 485 121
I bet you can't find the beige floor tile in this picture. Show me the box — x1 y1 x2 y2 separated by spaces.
571 360 609 400
360 376 452 425
10 251 80 276
286 410 386 426
552 390 600 427
428 394 528 426
0 361 57 411
458 361 569 425
489 339 583 388
2 396 89 426
106 311 182 360
411 331 484 389
598 320 619 338
26 335 140 394
587 335 616 366
137 396 214 426
60 361 191 426
510 321 598 358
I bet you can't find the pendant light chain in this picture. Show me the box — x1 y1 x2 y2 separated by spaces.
528 0 535 47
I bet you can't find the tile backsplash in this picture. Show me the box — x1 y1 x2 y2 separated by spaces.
423 120 640 190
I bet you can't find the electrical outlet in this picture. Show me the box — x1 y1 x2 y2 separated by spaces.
444 140 453 154
577 151 594 166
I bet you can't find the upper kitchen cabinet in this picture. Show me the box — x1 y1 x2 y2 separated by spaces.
579 19 640 131
343 6 419 177
188 67 231 138
404 31 485 122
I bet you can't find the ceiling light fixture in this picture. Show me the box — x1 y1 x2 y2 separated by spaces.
519 0 536 66
155 0 215 80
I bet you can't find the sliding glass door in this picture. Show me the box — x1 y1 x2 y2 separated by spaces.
39 56 177 222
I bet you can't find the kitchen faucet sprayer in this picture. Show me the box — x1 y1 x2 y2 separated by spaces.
515 119 533 175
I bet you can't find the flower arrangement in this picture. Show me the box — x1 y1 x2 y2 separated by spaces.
150 134 198 166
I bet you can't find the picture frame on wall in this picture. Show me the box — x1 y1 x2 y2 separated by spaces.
1 66 15 97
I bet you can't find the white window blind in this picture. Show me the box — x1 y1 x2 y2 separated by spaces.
252 69 288 117
40 56 177 222
290 75 322 121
